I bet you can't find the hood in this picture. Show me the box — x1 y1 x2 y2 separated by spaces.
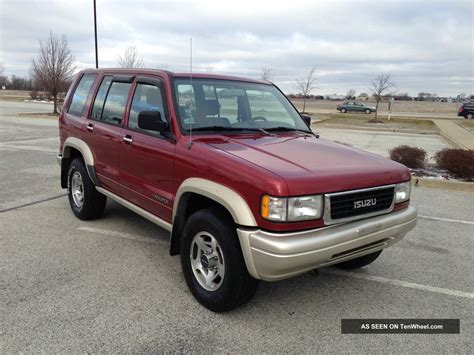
204 133 410 195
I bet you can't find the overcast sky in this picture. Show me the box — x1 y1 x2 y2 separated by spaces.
1 0 473 96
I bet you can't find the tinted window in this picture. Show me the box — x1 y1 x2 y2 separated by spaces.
100 82 131 125
68 74 97 116
129 83 167 135
91 76 113 119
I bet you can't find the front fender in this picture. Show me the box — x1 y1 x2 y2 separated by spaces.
172 178 257 227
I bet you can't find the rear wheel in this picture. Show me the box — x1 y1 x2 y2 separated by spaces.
180 208 258 312
341 108 347 113
335 250 382 269
67 158 106 220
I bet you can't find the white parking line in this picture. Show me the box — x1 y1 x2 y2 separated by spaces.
79 226 474 300
419 215 474 225
322 269 474 300
77 226 169 246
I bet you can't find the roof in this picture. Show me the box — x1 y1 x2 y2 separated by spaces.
79 68 271 85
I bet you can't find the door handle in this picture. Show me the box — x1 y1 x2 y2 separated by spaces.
123 135 133 144
86 123 94 132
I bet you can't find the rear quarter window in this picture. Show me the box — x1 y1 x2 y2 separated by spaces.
67 74 97 116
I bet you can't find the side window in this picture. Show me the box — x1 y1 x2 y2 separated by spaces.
129 83 167 136
203 85 216 100
100 82 132 125
68 74 97 116
91 76 113 119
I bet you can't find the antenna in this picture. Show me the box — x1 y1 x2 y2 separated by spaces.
188 37 193 150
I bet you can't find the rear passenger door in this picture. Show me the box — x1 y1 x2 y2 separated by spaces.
84 75 133 194
119 77 176 222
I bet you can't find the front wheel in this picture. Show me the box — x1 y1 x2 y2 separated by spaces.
467 113 473 119
365 109 371 114
335 250 382 269
180 208 258 312
341 108 347 113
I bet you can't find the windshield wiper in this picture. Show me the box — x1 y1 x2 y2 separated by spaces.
266 126 311 134
191 126 269 135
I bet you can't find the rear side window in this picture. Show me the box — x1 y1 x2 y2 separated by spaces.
95 81 132 126
68 74 97 116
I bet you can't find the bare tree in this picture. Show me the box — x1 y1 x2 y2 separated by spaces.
31 31 75 114
205 65 214 72
0 63 8 88
370 72 395 121
157 64 168 70
346 89 356 100
261 67 272 81
295 67 317 113
117 46 144 68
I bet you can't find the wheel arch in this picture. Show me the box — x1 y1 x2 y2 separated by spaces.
169 178 257 256
61 137 99 188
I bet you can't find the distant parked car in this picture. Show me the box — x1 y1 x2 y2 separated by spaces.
337 101 376 114
457 102 474 119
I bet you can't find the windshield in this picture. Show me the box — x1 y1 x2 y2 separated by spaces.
173 79 310 133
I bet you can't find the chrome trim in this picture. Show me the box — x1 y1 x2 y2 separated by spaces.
323 184 395 225
237 206 417 281
56 154 63 167
96 187 172 232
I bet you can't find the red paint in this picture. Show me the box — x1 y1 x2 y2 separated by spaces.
59 69 411 232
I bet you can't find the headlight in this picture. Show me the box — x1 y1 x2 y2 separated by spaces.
395 181 411 203
288 195 323 221
261 194 323 222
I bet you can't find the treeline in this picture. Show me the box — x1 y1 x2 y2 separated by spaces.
0 74 42 91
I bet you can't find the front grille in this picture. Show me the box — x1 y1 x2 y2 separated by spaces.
328 186 394 221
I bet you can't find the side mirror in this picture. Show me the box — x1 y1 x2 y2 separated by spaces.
300 114 312 127
138 111 166 132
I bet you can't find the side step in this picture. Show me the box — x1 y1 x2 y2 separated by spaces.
95 187 172 232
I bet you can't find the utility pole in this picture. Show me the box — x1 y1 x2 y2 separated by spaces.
93 0 99 68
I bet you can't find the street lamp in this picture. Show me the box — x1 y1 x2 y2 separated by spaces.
93 0 98 68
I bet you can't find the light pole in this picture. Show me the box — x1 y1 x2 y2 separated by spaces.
93 0 98 68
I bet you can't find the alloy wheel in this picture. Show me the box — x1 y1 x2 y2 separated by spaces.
189 231 225 291
71 171 84 209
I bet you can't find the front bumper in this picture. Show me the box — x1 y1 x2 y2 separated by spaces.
57 154 63 167
237 206 417 281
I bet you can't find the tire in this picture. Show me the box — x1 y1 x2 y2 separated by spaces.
467 113 473 119
341 108 347 113
180 208 258 312
365 109 371 114
67 158 106 220
335 250 383 269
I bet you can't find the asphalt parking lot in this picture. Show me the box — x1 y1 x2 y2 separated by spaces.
1 102 473 353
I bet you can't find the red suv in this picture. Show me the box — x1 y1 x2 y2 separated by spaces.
58 69 417 312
